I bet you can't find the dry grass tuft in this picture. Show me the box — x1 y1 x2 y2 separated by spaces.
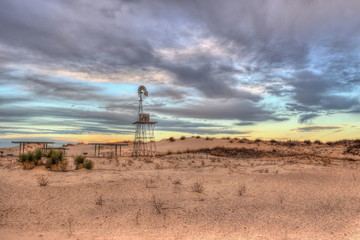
238 184 246 196
36 175 49 187
151 195 165 214
191 181 204 193
95 195 104 206
172 179 182 185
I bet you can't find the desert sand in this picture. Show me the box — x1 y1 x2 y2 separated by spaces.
1 137 360 240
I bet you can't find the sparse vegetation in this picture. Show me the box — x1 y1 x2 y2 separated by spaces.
151 195 165 214
314 140 322 145
172 179 182 185
18 152 35 167
34 148 44 163
344 144 360 155
96 195 104 206
74 155 86 169
180 136 186 140
18 149 45 169
154 163 163 169
238 184 246 196
84 159 94 169
46 150 67 171
191 181 204 193
36 175 49 186
304 140 312 145
168 137 175 142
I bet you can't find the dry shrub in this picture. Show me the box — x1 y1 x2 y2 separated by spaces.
259 168 269 173
180 136 186 140
172 179 182 185
322 158 331 166
238 184 246 196
191 181 204 193
343 144 360 155
168 137 176 142
127 159 133 166
151 195 165 214
154 163 163 169
195 136 201 139
36 175 49 186
146 178 157 188
96 195 104 206
144 158 153 163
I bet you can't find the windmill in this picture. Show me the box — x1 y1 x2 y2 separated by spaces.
132 85 157 157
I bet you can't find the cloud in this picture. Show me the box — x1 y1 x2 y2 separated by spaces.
153 98 284 122
157 126 250 136
298 113 319 124
151 86 187 100
235 122 255 126
0 0 360 138
291 126 342 132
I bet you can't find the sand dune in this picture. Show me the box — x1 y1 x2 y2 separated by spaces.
1 138 360 239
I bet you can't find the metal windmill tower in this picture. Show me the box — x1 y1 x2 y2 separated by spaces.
132 86 157 157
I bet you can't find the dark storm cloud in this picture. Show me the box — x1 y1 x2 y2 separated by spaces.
153 99 286 122
298 113 319 124
235 122 255 126
291 126 342 132
0 105 226 135
0 96 32 105
0 0 360 133
151 87 187 100
156 126 250 136
23 75 102 101
158 61 260 100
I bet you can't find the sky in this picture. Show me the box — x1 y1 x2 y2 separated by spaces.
1 0 360 146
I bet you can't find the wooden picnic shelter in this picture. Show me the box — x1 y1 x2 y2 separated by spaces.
89 143 128 158
11 141 55 155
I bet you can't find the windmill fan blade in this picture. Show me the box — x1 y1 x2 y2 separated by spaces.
138 85 149 97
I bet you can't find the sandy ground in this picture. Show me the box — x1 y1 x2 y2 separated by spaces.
1 138 360 240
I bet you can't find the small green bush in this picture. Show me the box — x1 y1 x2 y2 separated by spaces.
46 150 65 167
84 159 94 170
34 148 44 161
17 152 35 163
74 155 86 165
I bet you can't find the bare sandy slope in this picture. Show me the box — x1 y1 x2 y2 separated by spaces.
1 138 360 240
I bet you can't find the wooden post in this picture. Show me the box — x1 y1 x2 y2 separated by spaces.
94 145 97 157
19 143 21 155
120 145 122 156
115 145 117 157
